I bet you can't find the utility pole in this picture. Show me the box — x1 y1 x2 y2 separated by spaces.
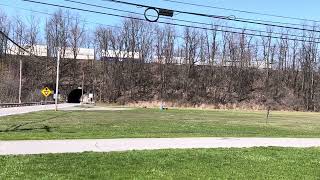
81 67 84 104
55 50 60 111
18 59 22 104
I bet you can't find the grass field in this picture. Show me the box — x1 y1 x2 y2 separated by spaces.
1 148 320 179
1 108 320 140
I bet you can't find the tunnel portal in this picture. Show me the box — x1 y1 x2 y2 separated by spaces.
67 89 85 103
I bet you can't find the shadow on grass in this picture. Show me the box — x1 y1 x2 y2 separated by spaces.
0 112 69 133
0 126 54 132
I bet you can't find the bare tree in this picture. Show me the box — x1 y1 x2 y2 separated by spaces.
25 15 40 54
0 10 10 56
46 9 70 58
69 14 85 60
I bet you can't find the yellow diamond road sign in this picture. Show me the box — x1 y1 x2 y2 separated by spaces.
41 87 52 97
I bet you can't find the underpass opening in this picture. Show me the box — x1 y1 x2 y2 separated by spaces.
67 89 86 103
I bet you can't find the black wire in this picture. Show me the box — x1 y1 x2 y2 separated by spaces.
119 0 319 28
0 31 43 62
66 0 320 40
100 0 320 33
0 30 53 65
0 30 55 85
0 31 28 53
67 0 138 16
6 2 317 42
0 3 121 29
0 3 185 39
161 0 320 23
22 0 320 44
234 17 316 29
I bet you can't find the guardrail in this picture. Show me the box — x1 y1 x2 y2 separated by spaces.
0 101 55 108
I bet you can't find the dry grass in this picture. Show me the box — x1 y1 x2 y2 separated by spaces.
126 100 269 111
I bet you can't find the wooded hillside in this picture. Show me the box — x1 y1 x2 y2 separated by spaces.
1 10 320 111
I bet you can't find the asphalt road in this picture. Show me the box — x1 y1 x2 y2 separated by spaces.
0 103 79 117
1 138 320 155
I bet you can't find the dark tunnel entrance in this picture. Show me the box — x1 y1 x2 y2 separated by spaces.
67 89 86 103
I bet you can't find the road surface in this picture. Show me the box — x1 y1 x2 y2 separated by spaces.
1 138 320 155
0 103 78 117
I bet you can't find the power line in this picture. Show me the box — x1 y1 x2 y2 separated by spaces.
66 0 320 40
66 0 139 17
100 0 320 33
1 30 30 55
234 17 316 29
0 3 121 29
5 1 317 42
0 30 55 70
14 1 318 50
22 0 320 44
158 0 319 28
161 0 320 23
0 3 185 40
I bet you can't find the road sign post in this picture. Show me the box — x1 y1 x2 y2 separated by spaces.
41 87 52 105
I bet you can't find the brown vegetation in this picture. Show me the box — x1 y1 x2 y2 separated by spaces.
1 10 320 111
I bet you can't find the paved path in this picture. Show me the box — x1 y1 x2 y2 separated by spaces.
1 138 320 155
0 103 79 117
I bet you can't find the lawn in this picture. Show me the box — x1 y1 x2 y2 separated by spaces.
1 108 320 140
1 148 320 179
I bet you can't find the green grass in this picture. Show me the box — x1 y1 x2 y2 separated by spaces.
1 148 320 179
1 108 320 140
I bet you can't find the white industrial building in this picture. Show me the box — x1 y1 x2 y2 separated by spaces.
6 43 142 61
7 44 95 60
5 43 272 69
99 50 140 60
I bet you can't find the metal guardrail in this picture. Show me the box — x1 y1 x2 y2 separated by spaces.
0 101 55 108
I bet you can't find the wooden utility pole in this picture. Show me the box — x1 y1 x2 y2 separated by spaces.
81 68 84 103
18 59 22 104
55 51 60 111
